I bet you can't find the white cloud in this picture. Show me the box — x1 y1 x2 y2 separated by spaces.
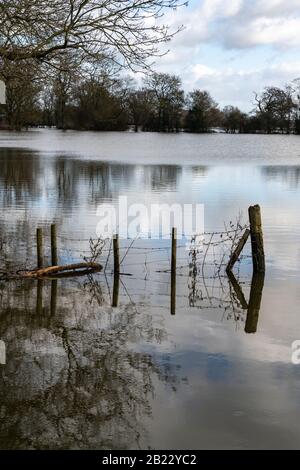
152 1 300 110
152 57 300 111
243 0 300 19
223 16 300 49
192 64 217 79
165 0 300 50
181 61 300 111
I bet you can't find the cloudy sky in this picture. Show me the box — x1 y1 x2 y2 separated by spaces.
154 0 300 111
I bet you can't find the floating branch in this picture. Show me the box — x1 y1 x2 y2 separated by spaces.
22 262 102 279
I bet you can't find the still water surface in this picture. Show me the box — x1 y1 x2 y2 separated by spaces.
0 129 300 449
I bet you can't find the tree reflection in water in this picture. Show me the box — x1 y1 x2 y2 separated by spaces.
0 277 181 450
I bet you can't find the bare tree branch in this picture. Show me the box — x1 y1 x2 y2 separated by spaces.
0 0 187 70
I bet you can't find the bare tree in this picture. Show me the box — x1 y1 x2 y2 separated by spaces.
51 55 80 129
185 90 221 133
0 1 186 69
1 60 42 129
127 88 156 132
254 86 295 134
222 105 247 134
290 78 300 134
144 72 184 131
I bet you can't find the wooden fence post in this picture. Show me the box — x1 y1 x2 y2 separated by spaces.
171 228 177 315
113 234 120 275
36 228 44 269
248 205 265 274
51 224 58 266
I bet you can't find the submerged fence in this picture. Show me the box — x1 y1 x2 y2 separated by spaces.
0 205 266 331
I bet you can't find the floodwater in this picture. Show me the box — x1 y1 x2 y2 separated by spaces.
0 129 300 449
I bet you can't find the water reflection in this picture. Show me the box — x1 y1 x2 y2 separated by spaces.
0 148 185 211
0 149 41 204
191 166 208 180
148 166 182 191
0 277 181 450
50 280 58 316
227 270 248 310
261 166 300 189
245 273 265 334
228 271 265 334
112 272 120 308
1 136 300 449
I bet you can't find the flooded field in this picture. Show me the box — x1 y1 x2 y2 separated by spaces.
0 129 300 449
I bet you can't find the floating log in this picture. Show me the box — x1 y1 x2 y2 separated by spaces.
23 262 102 279
35 269 101 280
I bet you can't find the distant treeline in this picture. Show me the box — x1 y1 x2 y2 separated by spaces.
1 66 300 134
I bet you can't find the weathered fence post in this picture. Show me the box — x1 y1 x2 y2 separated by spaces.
36 228 44 269
113 234 120 275
51 224 58 266
248 205 265 274
171 227 177 315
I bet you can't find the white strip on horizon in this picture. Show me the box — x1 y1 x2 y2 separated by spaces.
0 80 6 105
0 340 6 365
